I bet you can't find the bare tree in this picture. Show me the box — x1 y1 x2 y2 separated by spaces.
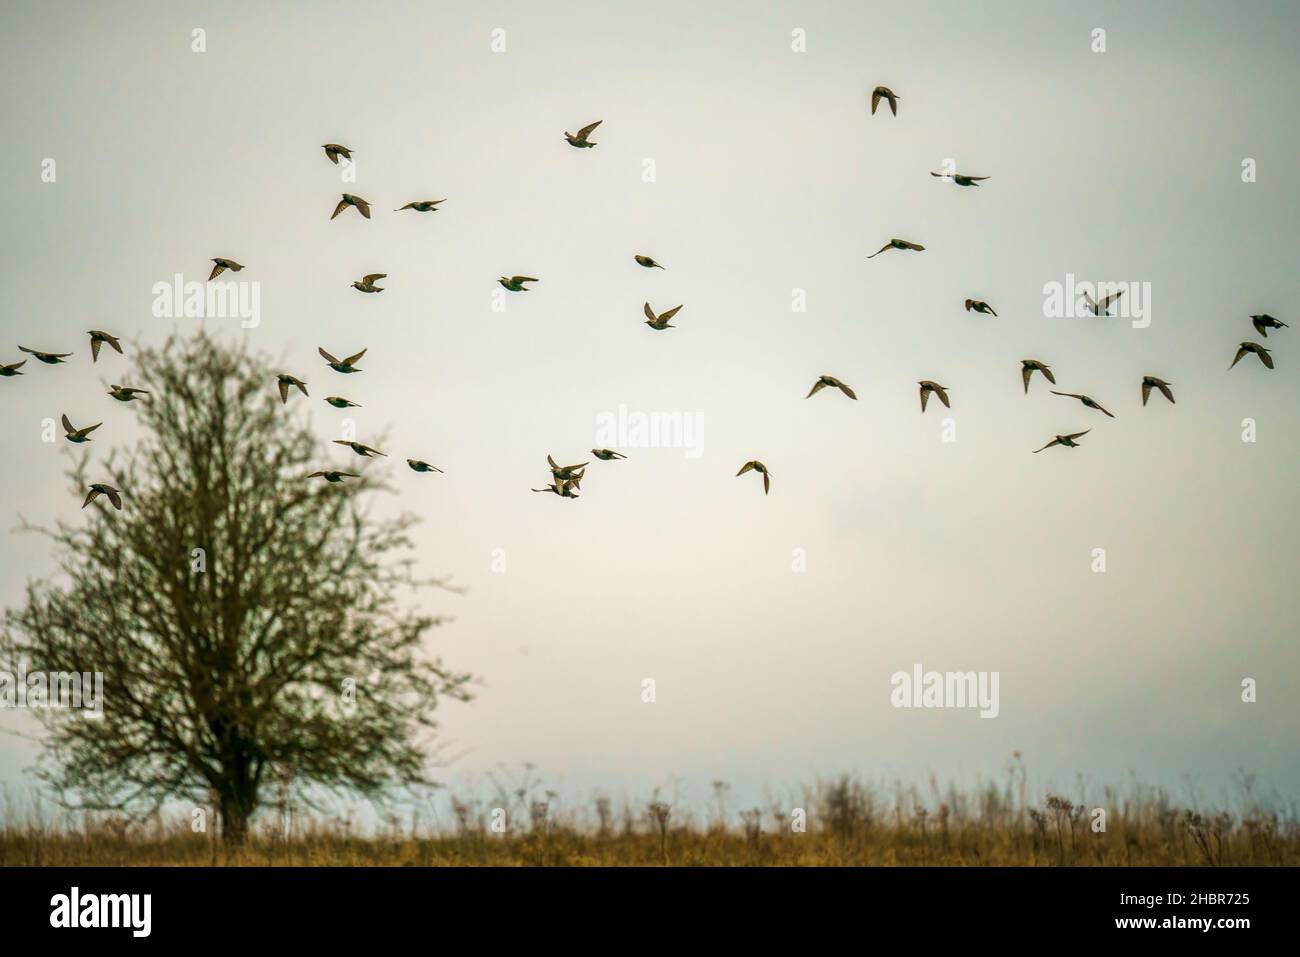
1 333 472 846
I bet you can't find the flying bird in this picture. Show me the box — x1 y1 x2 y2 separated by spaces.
108 384 150 402
591 448 627 460
408 459 444 473
333 440 386 458
88 330 123 362
82 483 123 510
322 144 353 165
931 172 989 186
870 86 900 116
208 257 244 280
1033 430 1091 453
18 346 71 365
309 470 359 483
965 299 998 316
1049 391 1114 418
533 481 579 498
736 461 772 495
564 120 601 148
319 347 365 373
867 239 924 258
395 200 445 212
61 414 101 443
805 375 857 400
325 396 361 408
644 302 682 330
1141 376 1174 406
277 374 308 404
634 255 665 269
498 276 538 292
0 360 25 377
331 193 371 220
918 380 951 413
1251 314 1287 337
352 273 385 293
1082 289 1124 317
547 455 588 480
1229 341 1274 370
1021 359 1056 394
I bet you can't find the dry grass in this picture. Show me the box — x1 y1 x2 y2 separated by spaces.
2 769 1296 866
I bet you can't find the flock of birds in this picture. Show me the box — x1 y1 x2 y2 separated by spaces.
1 92 1289 509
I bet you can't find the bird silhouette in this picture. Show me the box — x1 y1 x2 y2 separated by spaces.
533 481 579 498
208 257 244 280
277 374 308 404
18 346 71 365
564 120 602 148
408 459 444 473
644 302 682 330
322 144 353 165
352 273 385 293
395 200 445 212
309 470 359 483
736 461 772 494
870 86 900 116
88 330 123 363
331 193 371 220
333 440 386 458
965 299 998 316
592 449 627 460
319 347 365 373
548 455 588 480
918 381 951 412
1033 430 1090 453
931 172 989 186
108 384 150 402
1229 342 1274 370
805 375 857 400
1141 376 1175 406
1050 391 1114 418
0 360 25 377
1251 314 1288 337
82 483 123 510
1021 360 1056 394
634 255 665 269
325 396 361 408
499 276 538 292
1082 289 1124 317
868 239 925 258
62 414 101 443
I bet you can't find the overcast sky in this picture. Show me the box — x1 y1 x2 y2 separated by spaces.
1 0 1297 816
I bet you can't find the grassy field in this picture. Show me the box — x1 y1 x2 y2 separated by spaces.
2 770 1296 866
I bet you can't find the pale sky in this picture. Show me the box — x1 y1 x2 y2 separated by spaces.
0 0 1297 816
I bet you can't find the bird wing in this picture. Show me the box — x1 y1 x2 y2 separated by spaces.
867 242 892 259
1022 366 1032 394
658 305 683 322
342 348 367 365
1032 439 1058 453
547 454 559 470
1158 382 1174 403
920 387 929 412
83 422 102 436
1041 367 1055 384
1050 391 1081 400
885 91 897 115
61 413 74 433
1252 317 1266 335
935 387 950 408
737 462 754 476
987 305 998 316
91 338 102 362
106 487 123 509
278 379 290 403
575 120 602 140
899 240 924 251
308 471 327 478
356 199 372 219
1229 345 1248 368
81 488 98 508
1261 349 1275 369
871 89 882 114
209 262 226 280
1141 380 1152 405
644 303 657 322
512 276 538 284
361 274 386 283
330 198 348 220
332 440 349 447
18 346 36 356
1101 289 1125 309
837 380 857 399
1065 430 1091 441
763 471 771 494
966 176 990 181
363 445 387 456
318 347 340 364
